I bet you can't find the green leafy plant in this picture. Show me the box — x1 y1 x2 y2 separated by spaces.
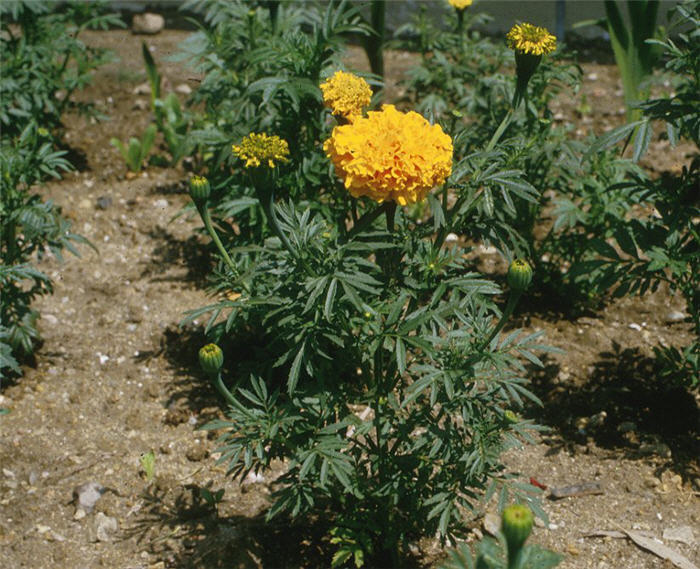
110 124 157 173
142 42 192 165
0 3 116 379
185 61 559 562
578 1 661 120
1 124 91 378
0 1 123 139
139 450 156 482
572 0 700 389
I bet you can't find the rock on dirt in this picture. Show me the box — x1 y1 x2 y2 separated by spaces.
93 512 119 542
132 13 165 35
72 481 105 519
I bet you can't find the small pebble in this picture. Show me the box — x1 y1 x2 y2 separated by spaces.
663 526 696 546
94 512 119 542
665 310 686 323
483 512 500 536
132 13 164 35
96 196 112 210
72 481 105 517
628 323 642 331
175 83 192 95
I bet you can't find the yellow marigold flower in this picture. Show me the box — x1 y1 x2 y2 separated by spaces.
232 133 290 169
324 104 453 206
448 0 473 9
506 23 556 56
320 70 372 120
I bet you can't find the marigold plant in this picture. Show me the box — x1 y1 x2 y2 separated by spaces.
323 104 453 205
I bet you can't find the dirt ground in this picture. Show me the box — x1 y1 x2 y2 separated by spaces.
1 28 698 569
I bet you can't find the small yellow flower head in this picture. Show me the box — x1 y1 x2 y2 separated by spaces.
448 0 473 10
324 104 453 206
232 133 290 169
320 71 372 120
506 23 556 56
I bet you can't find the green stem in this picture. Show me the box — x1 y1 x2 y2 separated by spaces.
485 108 515 155
385 201 397 232
434 109 515 250
212 371 236 406
196 203 238 276
366 0 385 90
260 188 296 259
342 202 391 243
479 291 522 352
507 546 525 569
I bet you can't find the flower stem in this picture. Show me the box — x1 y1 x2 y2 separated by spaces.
479 291 522 352
259 187 297 259
196 203 238 275
212 371 236 406
343 202 390 243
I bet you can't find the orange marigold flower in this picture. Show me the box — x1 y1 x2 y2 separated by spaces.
324 104 453 206
320 70 372 120
448 0 473 9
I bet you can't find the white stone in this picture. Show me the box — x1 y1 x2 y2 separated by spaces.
95 512 119 542
132 13 164 35
663 526 695 546
175 83 192 95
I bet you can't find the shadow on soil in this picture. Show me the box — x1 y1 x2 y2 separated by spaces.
126 482 333 568
140 225 213 287
127 481 430 569
526 342 700 481
133 324 226 426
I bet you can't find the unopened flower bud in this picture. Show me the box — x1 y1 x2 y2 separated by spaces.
507 259 533 293
502 504 534 555
199 343 223 376
189 175 211 205
504 410 519 424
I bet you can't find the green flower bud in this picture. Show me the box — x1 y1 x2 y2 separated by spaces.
504 410 519 424
502 504 534 555
199 343 223 376
189 175 211 205
507 259 533 293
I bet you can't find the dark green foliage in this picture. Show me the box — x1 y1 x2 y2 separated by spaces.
0 1 123 139
573 0 700 390
0 2 119 378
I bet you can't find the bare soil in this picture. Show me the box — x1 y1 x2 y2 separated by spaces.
1 29 698 569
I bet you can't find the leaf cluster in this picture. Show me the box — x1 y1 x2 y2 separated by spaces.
566 0 700 389
0 1 123 140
